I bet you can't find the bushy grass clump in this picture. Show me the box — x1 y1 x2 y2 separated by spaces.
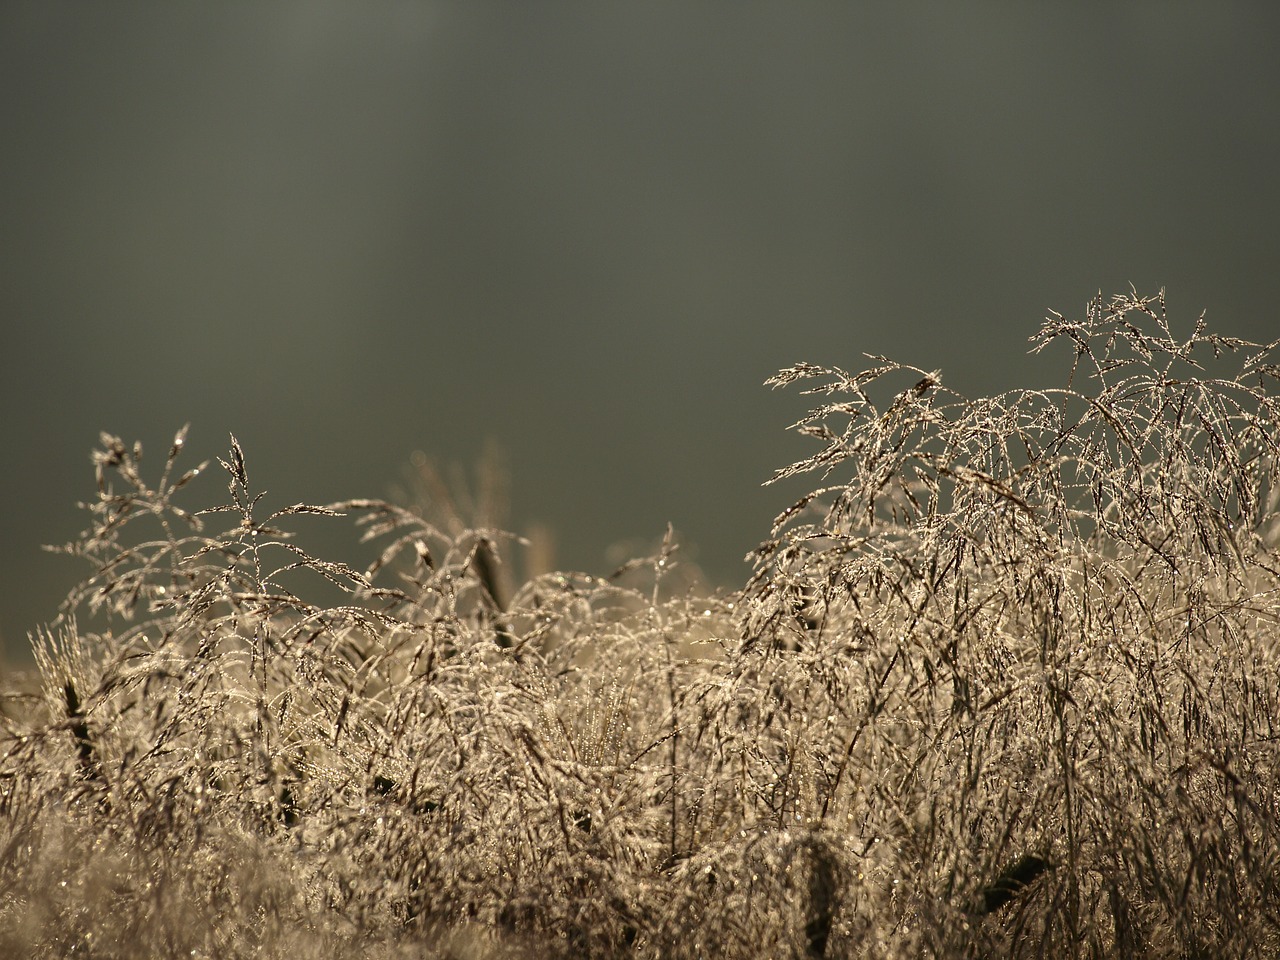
3 289 1279 958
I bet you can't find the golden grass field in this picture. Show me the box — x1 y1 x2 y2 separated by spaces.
3 290 1279 958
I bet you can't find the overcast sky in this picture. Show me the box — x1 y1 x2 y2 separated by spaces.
3 3 1279 658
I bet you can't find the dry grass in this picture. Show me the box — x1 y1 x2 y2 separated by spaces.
3 289 1279 958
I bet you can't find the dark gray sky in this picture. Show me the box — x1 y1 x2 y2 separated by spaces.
3 3 1279 658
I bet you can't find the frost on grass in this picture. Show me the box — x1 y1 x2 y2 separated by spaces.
3 289 1280 958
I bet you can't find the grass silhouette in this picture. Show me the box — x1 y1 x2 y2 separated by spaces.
3 289 1279 958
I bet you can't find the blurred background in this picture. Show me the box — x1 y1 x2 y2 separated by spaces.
3 3 1279 661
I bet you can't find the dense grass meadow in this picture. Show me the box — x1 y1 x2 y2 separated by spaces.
4 290 1280 958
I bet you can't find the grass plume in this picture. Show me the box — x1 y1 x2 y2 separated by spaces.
3 289 1280 957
